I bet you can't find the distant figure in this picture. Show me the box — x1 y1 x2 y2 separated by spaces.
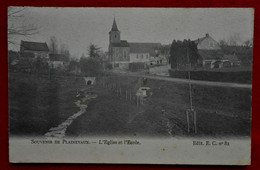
143 77 148 85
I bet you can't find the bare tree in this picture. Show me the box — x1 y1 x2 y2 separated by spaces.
219 39 228 48
244 39 253 48
48 36 58 54
228 33 241 46
8 7 38 46
60 43 70 57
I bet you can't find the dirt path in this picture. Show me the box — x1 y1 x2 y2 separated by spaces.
111 72 252 89
44 89 97 138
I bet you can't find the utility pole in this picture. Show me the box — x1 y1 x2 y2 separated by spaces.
186 42 197 134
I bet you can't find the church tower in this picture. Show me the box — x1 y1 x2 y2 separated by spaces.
109 18 120 43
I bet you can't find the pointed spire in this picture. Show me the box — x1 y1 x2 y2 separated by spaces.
111 18 119 31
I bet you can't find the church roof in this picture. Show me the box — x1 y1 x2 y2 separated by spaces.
110 18 119 32
129 42 161 56
110 40 129 47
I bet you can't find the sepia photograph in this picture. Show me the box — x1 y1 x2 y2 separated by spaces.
8 7 253 164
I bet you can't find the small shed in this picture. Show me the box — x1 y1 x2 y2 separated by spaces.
136 87 151 97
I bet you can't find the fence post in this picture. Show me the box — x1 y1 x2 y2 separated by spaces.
186 110 190 133
194 110 197 134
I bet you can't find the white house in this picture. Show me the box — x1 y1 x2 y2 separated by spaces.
49 54 69 69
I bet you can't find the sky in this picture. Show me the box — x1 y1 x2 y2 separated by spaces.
8 7 254 59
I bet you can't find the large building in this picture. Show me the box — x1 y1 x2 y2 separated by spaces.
108 19 162 68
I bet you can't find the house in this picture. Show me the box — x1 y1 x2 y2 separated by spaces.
197 50 223 68
222 53 241 67
20 40 50 60
49 54 69 69
108 18 165 68
194 34 224 68
194 33 221 50
128 42 161 64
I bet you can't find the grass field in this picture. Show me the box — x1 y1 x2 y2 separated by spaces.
67 74 251 138
9 72 251 138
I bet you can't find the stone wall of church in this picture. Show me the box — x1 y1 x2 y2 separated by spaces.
110 47 130 62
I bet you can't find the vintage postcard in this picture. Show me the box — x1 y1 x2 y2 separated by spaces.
8 7 253 165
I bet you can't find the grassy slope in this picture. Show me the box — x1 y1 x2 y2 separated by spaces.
9 72 86 137
66 74 251 138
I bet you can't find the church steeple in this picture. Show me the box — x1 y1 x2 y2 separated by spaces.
109 18 120 43
111 18 119 32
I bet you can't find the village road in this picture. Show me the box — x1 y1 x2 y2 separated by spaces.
111 72 252 89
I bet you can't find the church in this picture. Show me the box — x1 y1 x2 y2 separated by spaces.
108 19 162 68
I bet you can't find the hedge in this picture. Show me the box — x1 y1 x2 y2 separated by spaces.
168 69 252 84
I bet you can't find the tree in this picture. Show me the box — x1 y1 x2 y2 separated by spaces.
88 43 101 58
48 36 58 54
60 43 71 59
79 56 103 76
219 39 228 48
67 59 79 72
170 39 200 69
8 7 38 46
243 39 253 48
228 33 242 46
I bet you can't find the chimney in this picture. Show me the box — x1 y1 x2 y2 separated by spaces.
206 33 209 37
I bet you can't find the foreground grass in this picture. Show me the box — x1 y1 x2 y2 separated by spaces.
67 74 251 138
9 72 251 138
9 72 86 137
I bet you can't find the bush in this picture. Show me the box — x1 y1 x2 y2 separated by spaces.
79 57 103 76
105 63 113 70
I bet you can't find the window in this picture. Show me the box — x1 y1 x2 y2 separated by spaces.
141 54 143 59
146 54 149 59
210 42 213 47
137 54 139 59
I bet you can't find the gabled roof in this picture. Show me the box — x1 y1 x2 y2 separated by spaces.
129 42 161 56
194 33 210 44
110 40 129 47
110 18 119 32
194 37 207 44
49 53 69 62
21 40 49 52
198 49 223 60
